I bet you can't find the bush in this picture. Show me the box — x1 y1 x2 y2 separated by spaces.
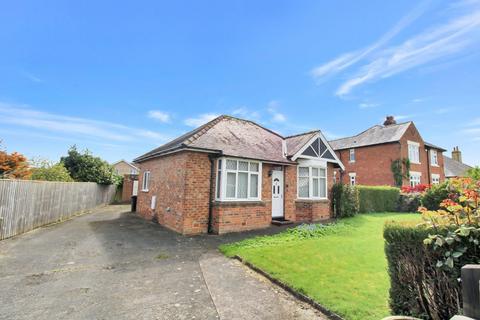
331 183 359 218
30 159 73 182
61 146 121 185
421 181 450 210
384 223 462 320
357 185 400 213
397 193 422 212
385 178 480 320
401 184 430 193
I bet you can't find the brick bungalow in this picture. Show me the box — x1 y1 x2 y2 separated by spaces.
133 115 344 235
329 116 446 187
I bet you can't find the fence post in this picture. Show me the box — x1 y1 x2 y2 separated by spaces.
462 264 480 319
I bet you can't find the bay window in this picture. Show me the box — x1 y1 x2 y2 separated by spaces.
216 158 262 201
297 166 327 199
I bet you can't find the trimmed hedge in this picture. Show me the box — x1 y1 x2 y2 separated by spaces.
384 223 464 319
331 183 359 218
357 185 400 213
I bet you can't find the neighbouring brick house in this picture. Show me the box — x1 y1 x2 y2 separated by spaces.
444 147 473 178
133 115 344 235
329 116 446 187
112 160 139 175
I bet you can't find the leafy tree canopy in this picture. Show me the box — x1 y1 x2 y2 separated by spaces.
0 140 31 179
466 166 480 181
61 146 121 185
30 158 73 182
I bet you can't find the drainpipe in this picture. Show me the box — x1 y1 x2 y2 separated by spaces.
426 148 431 184
207 155 216 234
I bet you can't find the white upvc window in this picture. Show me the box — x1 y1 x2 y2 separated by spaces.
142 170 150 191
297 166 327 199
430 150 438 166
408 141 420 164
349 149 355 162
409 171 421 187
431 174 440 185
216 158 262 201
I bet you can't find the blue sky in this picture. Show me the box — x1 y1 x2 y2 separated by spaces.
1 0 480 165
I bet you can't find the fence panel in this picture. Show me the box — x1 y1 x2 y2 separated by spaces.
0 179 116 240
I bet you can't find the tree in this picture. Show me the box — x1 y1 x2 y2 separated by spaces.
0 141 31 179
30 159 73 182
466 166 480 181
61 146 121 185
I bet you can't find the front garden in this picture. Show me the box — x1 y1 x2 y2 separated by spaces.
220 213 420 320
221 177 480 320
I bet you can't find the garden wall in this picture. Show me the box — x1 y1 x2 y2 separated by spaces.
0 179 116 240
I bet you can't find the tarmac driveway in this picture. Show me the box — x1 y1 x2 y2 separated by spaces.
0 205 326 320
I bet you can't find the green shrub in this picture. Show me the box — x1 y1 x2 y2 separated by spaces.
421 182 450 210
397 193 422 213
357 185 400 213
384 223 473 320
331 183 359 218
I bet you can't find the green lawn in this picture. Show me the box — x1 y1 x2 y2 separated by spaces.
220 213 421 320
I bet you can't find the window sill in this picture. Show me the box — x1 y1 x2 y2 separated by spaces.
410 161 421 165
213 200 266 207
295 198 329 203
141 189 149 192
430 164 439 167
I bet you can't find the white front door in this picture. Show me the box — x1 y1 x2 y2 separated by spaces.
271 170 284 218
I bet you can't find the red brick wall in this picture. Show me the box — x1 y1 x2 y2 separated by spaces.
138 151 335 235
121 174 137 202
137 152 188 233
335 123 445 186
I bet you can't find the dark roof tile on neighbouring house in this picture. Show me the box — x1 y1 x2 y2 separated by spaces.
444 156 473 178
329 122 412 150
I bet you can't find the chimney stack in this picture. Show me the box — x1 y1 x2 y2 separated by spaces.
383 116 397 126
452 146 463 163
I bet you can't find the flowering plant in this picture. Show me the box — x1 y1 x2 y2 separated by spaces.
421 178 480 268
401 183 431 194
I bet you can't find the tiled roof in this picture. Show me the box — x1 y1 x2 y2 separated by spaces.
134 115 295 164
424 142 446 152
285 131 318 157
329 122 412 150
444 156 472 178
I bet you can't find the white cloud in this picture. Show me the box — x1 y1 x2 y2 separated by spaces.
267 101 287 123
0 102 170 143
184 113 219 127
231 107 261 120
311 0 432 81
359 102 380 109
392 114 414 121
336 9 480 96
21 71 42 83
148 110 171 123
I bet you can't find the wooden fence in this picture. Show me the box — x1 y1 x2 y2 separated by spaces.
0 179 117 240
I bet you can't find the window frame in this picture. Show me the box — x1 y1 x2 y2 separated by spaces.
409 171 422 187
431 173 440 185
297 165 328 200
142 170 150 192
215 157 262 201
407 141 421 164
349 148 355 162
430 150 439 166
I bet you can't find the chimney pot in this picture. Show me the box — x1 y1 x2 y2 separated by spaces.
383 116 397 126
452 147 463 163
